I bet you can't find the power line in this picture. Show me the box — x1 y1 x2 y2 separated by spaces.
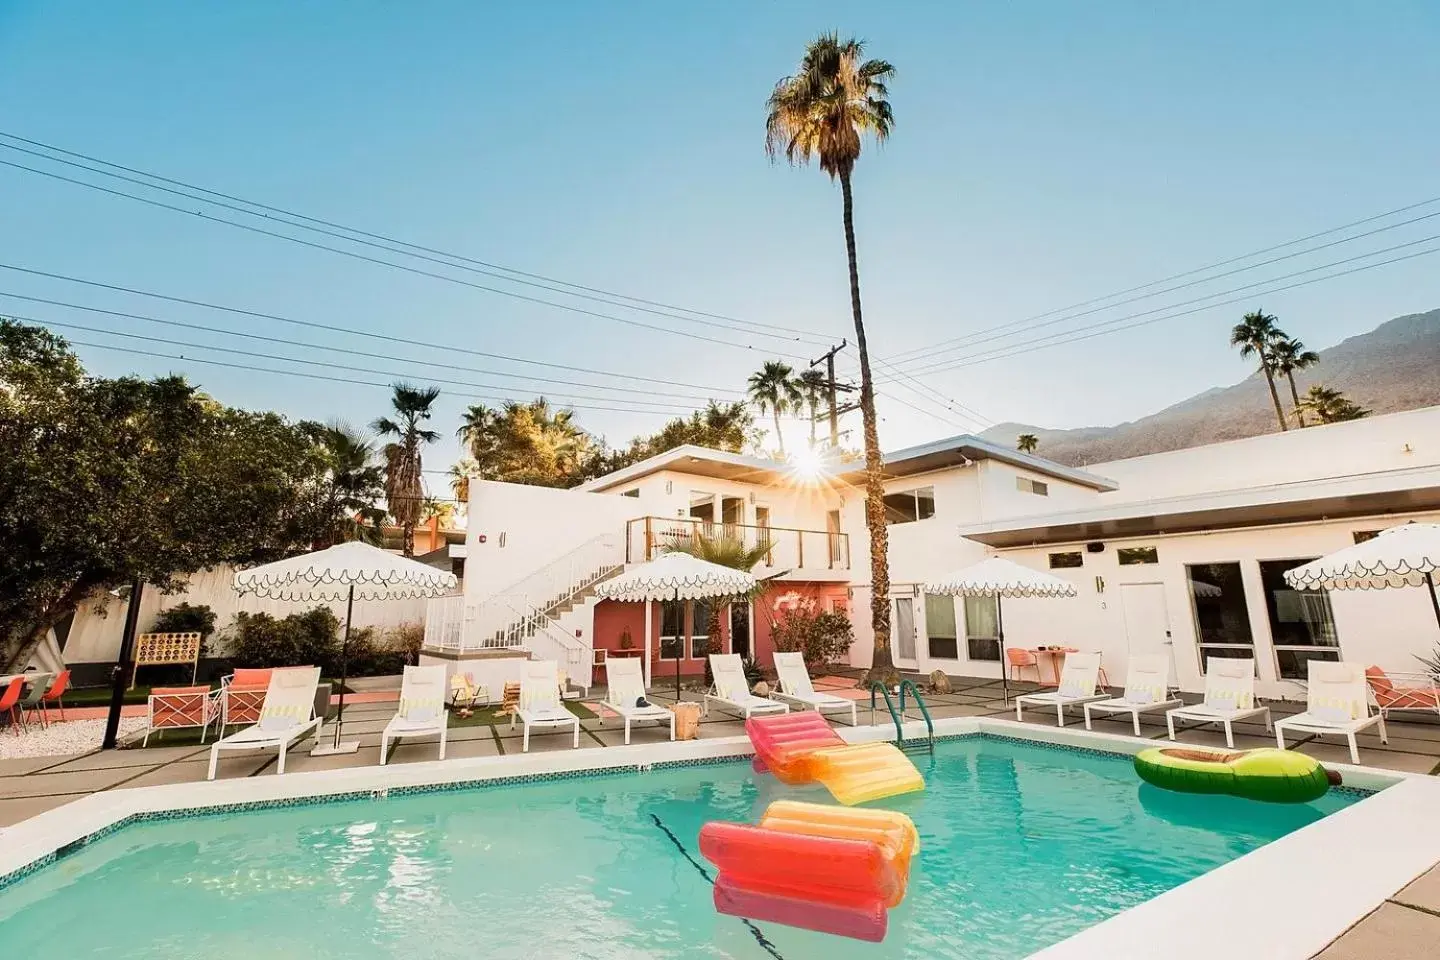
0 260 744 396
872 357 992 428
56 337 692 417
0 289 720 402
17 313 700 413
0 130 836 345
882 192 1440 366
905 241 1440 375
0 154 816 357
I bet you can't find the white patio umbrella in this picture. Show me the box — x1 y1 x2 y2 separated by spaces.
233 541 458 753
1284 522 1440 635
925 555 1079 704
594 551 757 698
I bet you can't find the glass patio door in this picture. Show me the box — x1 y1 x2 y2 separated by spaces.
892 597 918 670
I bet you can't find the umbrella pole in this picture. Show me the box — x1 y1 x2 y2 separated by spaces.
675 589 682 702
333 583 354 748
997 595 1010 706
1427 572 1440 633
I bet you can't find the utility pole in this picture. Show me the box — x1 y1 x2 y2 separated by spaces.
809 340 856 450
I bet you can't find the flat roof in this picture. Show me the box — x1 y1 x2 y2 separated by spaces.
837 434 1119 492
957 464 1440 547
576 445 800 493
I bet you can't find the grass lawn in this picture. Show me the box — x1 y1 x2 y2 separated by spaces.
66 685 177 707
446 699 598 728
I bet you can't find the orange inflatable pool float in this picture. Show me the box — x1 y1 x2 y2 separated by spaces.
700 800 920 942
746 712 924 805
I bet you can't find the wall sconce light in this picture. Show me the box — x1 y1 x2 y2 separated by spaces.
1094 576 1105 594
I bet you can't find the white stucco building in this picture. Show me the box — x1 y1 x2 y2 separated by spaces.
431 404 1440 702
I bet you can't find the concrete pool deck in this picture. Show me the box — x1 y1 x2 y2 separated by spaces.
2 673 1439 957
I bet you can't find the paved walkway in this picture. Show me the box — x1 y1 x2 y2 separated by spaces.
2 674 1437 957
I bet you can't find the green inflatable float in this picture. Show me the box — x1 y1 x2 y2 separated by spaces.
1134 746 1341 804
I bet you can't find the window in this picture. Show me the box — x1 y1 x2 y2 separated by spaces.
1353 530 1381 544
1016 477 1049 496
659 600 684 659
1048 551 1083 569
690 599 713 659
620 488 640 498
963 596 1001 661
1118 546 1159 565
827 509 844 566
924 594 959 660
1187 563 1254 664
1260 559 1340 679
883 486 936 524
729 601 751 658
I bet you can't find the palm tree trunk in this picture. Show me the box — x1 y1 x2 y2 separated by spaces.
839 168 896 687
1262 366 1288 431
772 409 786 458
1286 373 1305 427
402 521 415 557
808 404 817 446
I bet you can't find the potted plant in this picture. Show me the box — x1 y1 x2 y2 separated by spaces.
618 627 635 652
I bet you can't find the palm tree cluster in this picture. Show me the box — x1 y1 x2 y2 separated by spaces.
457 398 598 489
373 384 442 557
1227 310 1363 430
746 360 831 457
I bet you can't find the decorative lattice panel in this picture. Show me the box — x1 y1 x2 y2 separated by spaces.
131 632 203 687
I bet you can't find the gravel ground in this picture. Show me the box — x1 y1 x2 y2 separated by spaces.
0 717 148 760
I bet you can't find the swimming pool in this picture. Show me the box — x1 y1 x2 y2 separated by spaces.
0 735 1361 959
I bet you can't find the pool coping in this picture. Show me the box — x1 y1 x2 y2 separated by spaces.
1 716 1436 958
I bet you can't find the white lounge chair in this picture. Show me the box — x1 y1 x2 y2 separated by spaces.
380 664 449 764
511 659 580 751
1166 657 1271 749
207 666 323 780
771 652 857 726
704 654 788 719
1083 655 1182 736
1275 661 1387 765
599 657 674 745
1014 652 1108 726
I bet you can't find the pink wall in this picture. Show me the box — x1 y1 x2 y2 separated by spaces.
592 581 852 683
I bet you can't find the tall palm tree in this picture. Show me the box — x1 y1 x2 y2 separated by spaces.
747 360 802 457
767 33 897 684
1016 433 1038 454
457 403 499 477
448 457 477 510
372 383 441 556
797 368 829 447
1270 336 1321 426
1230 310 1289 432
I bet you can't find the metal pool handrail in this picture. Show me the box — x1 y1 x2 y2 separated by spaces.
869 680 935 752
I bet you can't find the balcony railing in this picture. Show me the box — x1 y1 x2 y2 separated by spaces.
624 516 850 572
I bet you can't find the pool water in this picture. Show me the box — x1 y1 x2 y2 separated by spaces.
0 736 1360 959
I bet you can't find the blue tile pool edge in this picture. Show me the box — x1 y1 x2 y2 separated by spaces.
0 731 1376 893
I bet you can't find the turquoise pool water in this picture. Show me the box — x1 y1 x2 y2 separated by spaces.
0 736 1360 959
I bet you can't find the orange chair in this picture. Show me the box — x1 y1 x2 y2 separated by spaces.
0 677 27 735
145 685 220 746
1365 666 1440 719
39 670 71 724
1006 648 1040 684
221 668 273 728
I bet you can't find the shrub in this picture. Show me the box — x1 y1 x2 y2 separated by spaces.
230 607 340 672
152 602 218 656
769 596 854 670
345 623 424 677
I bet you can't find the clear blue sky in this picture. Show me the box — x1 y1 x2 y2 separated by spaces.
2 1 1437 475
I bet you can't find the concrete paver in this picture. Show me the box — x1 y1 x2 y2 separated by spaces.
0 755 73 777
0 793 86 827
0 766 140 799
1313 902 1440 959
1392 865 1440 914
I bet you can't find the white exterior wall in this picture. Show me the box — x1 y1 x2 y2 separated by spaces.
62 566 430 664
1091 405 1440 504
990 510 1440 700
973 460 1103 521
464 480 663 604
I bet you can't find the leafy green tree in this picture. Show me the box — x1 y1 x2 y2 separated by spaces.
0 320 327 672
1271 336 1321 426
305 423 386 547
1296 384 1370 424
597 401 757 475
767 32 898 684
671 531 774 651
747 360 802 457
1017 433 1038 453
1230 310 1289 432
373 383 441 557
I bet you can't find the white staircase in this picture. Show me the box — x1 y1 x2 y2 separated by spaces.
423 533 624 687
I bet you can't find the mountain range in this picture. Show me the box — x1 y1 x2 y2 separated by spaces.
978 308 1440 466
